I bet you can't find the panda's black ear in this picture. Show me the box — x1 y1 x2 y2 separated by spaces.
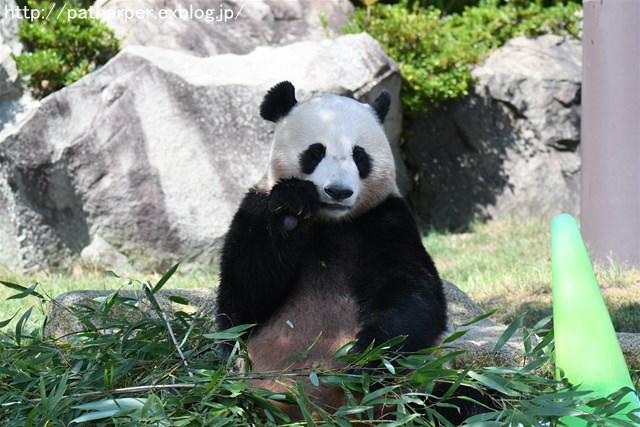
371 90 391 124
260 81 297 122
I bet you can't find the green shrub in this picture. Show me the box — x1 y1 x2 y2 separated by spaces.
14 0 120 98
360 0 582 14
344 0 582 116
352 0 582 19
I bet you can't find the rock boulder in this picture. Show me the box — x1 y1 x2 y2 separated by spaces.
406 35 581 229
0 0 39 133
0 0 21 53
0 33 403 271
442 280 527 368
93 0 354 56
45 288 217 338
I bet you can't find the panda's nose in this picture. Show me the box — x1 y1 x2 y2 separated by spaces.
324 185 353 201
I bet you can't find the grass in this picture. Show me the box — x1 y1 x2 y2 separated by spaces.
2 219 639 333
0 263 217 331
424 218 640 333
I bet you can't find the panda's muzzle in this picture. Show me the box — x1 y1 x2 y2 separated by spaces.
321 202 350 212
321 185 354 212
324 185 353 201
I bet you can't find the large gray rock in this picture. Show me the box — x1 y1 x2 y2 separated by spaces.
0 0 21 53
406 35 581 229
0 33 403 271
45 288 217 338
93 0 354 57
0 0 39 133
443 281 527 368
0 44 20 99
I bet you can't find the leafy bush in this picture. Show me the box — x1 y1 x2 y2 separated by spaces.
344 0 582 116
2 266 639 425
353 0 581 15
14 0 120 97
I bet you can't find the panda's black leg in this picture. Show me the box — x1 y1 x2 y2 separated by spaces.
216 179 320 333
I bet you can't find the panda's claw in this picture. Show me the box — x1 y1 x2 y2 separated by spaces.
269 178 320 227
283 215 299 231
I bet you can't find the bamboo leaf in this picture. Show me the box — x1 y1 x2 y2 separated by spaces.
309 371 319 387
382 358 396 374
168 295 190 305
2 281 45 301
494 314 523 351
468 371 518 396
442 329 468 344
152 263 180 294
295 383 315 427
361 385 398 406
334 341 355 358
15 306 33 346
457 309 498 327
0 310 20 328
334 406 372 416
203 324 255 340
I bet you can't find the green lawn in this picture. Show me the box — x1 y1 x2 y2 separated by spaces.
2 218 639 333
424 218 640 333
0 265 217 331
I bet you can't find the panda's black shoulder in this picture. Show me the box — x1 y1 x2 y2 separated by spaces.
356 195 420 231
353 195 440 275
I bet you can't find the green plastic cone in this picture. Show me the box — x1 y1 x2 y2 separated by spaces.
551 213 640 425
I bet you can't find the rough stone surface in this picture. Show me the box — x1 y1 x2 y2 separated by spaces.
0 44 20 99
93 0 354 57
442 279 484 324
618 332 640 371
0 0 21 53
443 280 526 368
0 33 404 271
80 235 133 274
406 35 581 229
45 288 217 338
0 84 38 134
0 0 38 133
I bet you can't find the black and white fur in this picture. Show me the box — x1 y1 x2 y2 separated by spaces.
216 81 448 417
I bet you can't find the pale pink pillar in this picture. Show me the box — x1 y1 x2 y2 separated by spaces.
581 0 640 267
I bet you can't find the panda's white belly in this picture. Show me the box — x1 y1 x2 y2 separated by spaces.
248 261 360 374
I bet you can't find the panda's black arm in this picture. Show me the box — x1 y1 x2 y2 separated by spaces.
216 189 297 330
352 196 448 354
216 180 318 332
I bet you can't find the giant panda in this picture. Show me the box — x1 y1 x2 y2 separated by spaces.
215 81 449 420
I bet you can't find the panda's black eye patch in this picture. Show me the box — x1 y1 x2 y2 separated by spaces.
299 143 326 174
353 145 372 179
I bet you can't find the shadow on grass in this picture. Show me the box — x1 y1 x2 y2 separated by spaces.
610 302 640 334
491 300 640 334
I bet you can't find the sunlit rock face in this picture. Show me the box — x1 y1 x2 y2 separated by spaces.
406 35 581 230
0 34 402 271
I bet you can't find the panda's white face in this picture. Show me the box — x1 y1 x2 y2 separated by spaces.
264 94 399 221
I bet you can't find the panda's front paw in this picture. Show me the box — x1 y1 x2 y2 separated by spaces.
269 179 320 231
